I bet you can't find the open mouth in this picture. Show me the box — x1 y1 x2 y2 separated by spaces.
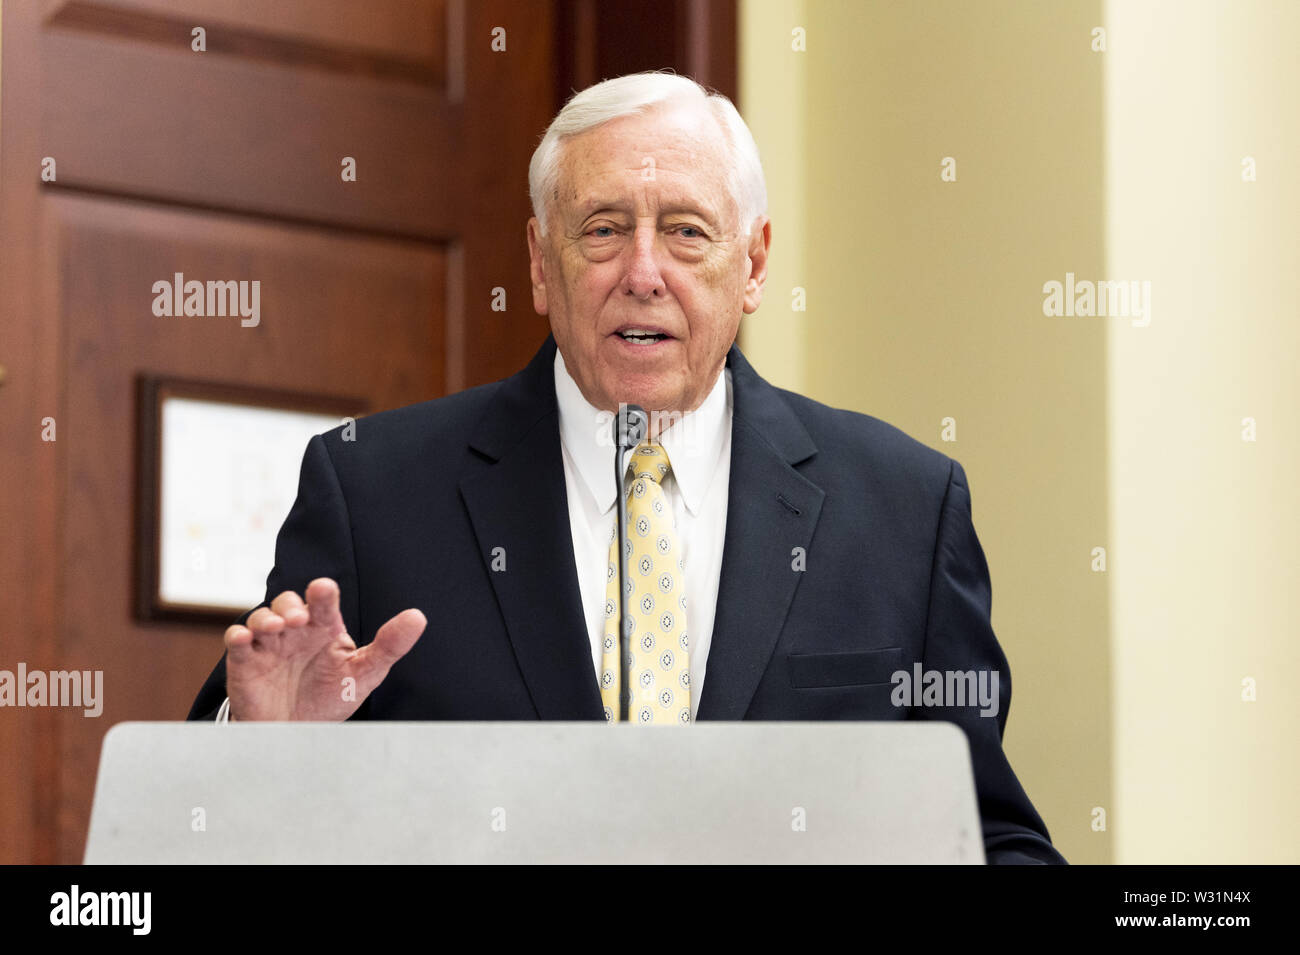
615 327 671 345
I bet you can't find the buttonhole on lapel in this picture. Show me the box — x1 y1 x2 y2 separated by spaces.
777 493 801 516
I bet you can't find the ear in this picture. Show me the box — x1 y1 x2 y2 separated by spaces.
526 217 549 316
741 216 771 315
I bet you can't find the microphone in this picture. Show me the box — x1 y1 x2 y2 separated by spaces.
612 403 649 722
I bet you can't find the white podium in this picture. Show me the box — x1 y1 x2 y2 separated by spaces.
84 721 985 864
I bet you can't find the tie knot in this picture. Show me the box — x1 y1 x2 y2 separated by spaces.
629 441 672 486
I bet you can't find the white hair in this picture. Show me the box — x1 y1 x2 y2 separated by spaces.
528 71 767 237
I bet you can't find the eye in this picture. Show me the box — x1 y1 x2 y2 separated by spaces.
674 225 705 239
589 225 617 238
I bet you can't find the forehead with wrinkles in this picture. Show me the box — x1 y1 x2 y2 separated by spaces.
550 101 738 233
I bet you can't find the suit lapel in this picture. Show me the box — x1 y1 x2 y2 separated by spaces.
458 334 605 720
457 333 823 723
695 345 824 721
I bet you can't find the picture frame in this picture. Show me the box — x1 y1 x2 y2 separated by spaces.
135 375 367 624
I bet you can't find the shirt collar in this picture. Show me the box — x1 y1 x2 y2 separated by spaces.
554 346 731 517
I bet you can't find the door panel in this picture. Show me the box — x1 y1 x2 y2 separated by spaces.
42 16 460 236
50 192 445 854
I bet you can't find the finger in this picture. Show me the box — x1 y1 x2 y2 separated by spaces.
304 578 345 635
244 608 285 649
224 624 255 663
245 607 284 632
353 609 426 676
270 590 308 627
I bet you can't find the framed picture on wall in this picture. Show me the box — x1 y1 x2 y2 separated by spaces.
135 376 367 624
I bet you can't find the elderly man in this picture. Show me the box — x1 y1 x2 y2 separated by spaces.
188 72 1065 864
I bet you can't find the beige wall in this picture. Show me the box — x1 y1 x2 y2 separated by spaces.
1104 0 1300 863
741 0 1299 864
741 0 1113 864
738 0 807 395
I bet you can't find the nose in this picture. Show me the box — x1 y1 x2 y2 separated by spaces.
621 223 665 300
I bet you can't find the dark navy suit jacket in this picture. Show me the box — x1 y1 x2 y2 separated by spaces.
188 333 1066 864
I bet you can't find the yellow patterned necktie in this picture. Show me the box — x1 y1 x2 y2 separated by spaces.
600 441 692 725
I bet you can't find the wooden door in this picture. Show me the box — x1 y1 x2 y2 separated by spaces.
0 0 557 863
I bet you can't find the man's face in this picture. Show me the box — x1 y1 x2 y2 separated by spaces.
527 99 770 419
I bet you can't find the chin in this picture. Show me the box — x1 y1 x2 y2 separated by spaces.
602 377 674 413
619 390 678 415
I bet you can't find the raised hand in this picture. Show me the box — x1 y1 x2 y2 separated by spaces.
223 577 425 721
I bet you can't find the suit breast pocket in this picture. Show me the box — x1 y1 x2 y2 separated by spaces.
787 647 904 689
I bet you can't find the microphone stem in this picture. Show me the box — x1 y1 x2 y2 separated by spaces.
615 443 631 722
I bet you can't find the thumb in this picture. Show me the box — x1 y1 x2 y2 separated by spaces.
354 608 426 675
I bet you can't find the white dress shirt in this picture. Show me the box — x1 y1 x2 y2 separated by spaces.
554 348 733 720
217 348 733 722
